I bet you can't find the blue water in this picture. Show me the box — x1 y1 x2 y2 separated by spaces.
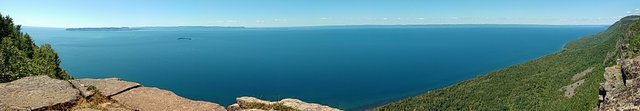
22 25 605 110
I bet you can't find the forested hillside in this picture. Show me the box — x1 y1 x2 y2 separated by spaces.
375 16 640 110
0 13 71 82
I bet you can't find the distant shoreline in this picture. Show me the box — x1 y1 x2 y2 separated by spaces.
66 27 141 31
65 26 246 31
48 24 608 31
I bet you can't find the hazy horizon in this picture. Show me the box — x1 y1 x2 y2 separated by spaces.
23 23 612 29
1 0 639 27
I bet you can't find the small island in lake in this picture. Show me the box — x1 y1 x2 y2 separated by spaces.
177 37 192 40
66 27 141 31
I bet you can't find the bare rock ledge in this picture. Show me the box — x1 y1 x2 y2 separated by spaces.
111 87 226 111
0 76 80 110
0 76 339 111
70 78 141 97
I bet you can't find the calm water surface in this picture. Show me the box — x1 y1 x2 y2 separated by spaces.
23 25 606 110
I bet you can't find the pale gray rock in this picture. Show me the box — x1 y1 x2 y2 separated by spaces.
0 76 80 110
111 87 226 111
280 98 341 111
602 66 625 96
237 97 273 108
572 67 593 81
231 96 341 111
562 79 584 98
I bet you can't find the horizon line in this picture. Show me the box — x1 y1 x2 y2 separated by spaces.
22 23 612 29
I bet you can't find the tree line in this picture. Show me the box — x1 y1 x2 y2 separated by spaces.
0 13 71 82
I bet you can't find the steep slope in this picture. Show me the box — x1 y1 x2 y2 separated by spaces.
598 16 640 110
375 16 639 110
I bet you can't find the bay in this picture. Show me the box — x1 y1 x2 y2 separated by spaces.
22 25 605 110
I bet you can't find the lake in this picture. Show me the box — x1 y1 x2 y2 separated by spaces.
22 25 606 110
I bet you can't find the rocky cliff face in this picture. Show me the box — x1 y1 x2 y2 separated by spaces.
599 58 640 110
0 76 339 111
598 16 640 111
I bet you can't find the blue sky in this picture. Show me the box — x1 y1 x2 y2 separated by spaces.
1 0 639 27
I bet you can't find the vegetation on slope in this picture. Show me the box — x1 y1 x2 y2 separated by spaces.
623 16 640 58
375 16 640 110
0 13 71 82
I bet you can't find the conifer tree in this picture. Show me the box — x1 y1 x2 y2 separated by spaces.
0 13 71 82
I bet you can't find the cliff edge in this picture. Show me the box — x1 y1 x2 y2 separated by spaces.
0 76 340 111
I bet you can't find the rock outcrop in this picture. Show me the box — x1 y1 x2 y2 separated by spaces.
0 76 80 110
600 57 640 110
562 79 584 98
572 67 594 81
0 76 226 111
0 76 339 111
602 66 625 93
227 97 341 111
599 65 630 110
622 57 640 87
70 78 141 97
112 87 226 111
561 67 593 98
596 16 640 111
599 86 640 111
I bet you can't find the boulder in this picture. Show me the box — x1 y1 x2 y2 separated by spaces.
69 78 141 97
111 87 226 111
0 76 80 110
230 96 341 111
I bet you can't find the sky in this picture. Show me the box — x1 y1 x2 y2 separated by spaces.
1 0 639 27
